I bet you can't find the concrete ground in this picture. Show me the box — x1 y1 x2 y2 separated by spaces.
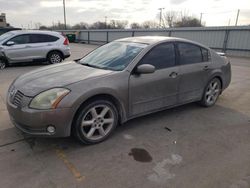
0 43 250 188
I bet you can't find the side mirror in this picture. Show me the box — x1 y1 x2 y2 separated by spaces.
6 41 15 46
136 64 155 74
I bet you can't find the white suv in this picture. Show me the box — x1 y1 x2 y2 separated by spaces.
0 30 71 69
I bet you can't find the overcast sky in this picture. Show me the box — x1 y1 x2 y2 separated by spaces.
0 0 250 28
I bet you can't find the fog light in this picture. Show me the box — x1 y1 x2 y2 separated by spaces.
47 125 56 133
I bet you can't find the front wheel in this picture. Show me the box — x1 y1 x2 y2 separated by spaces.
74 99 118 144
200 78 221 107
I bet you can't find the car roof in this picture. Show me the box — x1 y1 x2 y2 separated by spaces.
116 36 209 49
8 30 61 35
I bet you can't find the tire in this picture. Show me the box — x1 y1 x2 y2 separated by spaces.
73 99 119 144
0 59 6 70
47 51 63 64
200 77 222 107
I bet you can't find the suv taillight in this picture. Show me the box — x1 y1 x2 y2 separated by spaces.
63 37 69 45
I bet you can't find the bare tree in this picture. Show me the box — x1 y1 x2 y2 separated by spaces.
109 20 128 29
89 21 106 29
174 16 203 27
34 22 42 29
141 21 158 29
130 22 141 29
162 10 203 28
72 22 89 29
163 11 178 28
39 25 49 30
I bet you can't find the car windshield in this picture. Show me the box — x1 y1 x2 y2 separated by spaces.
0 32 14 43
79 41 148 71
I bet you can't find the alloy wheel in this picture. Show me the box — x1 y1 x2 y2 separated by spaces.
205 79 221 105
80 105 115 141
50 54 62 64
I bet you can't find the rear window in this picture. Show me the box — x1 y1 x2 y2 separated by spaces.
201 48 210 62
30 34 59 43
178 42 203 65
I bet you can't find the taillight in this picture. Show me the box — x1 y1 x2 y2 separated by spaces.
63 37 69 45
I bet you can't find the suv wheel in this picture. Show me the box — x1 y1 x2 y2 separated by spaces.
0 59 6 70
200 77 221 107
74 99 118 144
48 51 63 64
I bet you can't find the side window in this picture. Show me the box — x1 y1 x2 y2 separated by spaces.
30 34 59 43
138 43 175 69
9 35 30 45
178 43 202 65
201 47 210 62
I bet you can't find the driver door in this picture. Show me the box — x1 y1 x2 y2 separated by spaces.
129 42 179 116
3 34 32 62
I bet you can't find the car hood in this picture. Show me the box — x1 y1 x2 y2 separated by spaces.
13 61 113 96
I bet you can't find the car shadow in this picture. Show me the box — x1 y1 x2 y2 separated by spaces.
14 101 249 153
6 61 48 68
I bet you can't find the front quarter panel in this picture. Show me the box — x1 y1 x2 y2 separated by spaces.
58 71 130 122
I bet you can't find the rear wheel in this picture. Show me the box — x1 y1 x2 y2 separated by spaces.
47 51 63 64
200 77 221 107
0 59 6 70
74 99 118 144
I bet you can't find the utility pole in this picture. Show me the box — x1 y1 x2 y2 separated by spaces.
200 13 203 25
158 8 165 28
235 9 240 26
63 0 67 29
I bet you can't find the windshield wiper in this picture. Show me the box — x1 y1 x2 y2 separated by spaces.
81 63 103 69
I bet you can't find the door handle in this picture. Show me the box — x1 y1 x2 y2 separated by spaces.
25 45 32 48
169 72 178 78
203 65 209 71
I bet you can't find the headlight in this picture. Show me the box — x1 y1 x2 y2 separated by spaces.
29 88 70 109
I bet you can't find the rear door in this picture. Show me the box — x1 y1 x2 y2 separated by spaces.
29 34 59 59
129 42 180 116
3 34 32 62
176 42 212 103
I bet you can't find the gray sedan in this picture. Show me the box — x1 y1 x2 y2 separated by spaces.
6 36 231 144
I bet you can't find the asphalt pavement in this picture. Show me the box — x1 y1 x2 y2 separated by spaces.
0 43 249 188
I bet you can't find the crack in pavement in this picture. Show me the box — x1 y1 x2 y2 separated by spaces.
0 137 34 148
0 138 26 148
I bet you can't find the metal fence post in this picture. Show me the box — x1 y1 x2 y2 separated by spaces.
106 31 109 43
132 31 135 37
222 30 230 53
169 30 172 37
87 31 90 44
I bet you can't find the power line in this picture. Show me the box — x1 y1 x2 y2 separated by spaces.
202 10 236 15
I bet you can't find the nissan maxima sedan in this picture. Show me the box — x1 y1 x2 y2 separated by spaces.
7 36 231 144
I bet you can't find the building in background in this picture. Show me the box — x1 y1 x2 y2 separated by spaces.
0 13 8 28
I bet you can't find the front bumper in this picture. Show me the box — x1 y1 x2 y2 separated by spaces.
7 96 74 137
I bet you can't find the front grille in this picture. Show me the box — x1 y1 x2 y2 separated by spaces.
12 90 24 107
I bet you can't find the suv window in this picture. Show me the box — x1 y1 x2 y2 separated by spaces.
178 43 203 65
138 43 175 69
30 34 59 43
8 34 30 45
